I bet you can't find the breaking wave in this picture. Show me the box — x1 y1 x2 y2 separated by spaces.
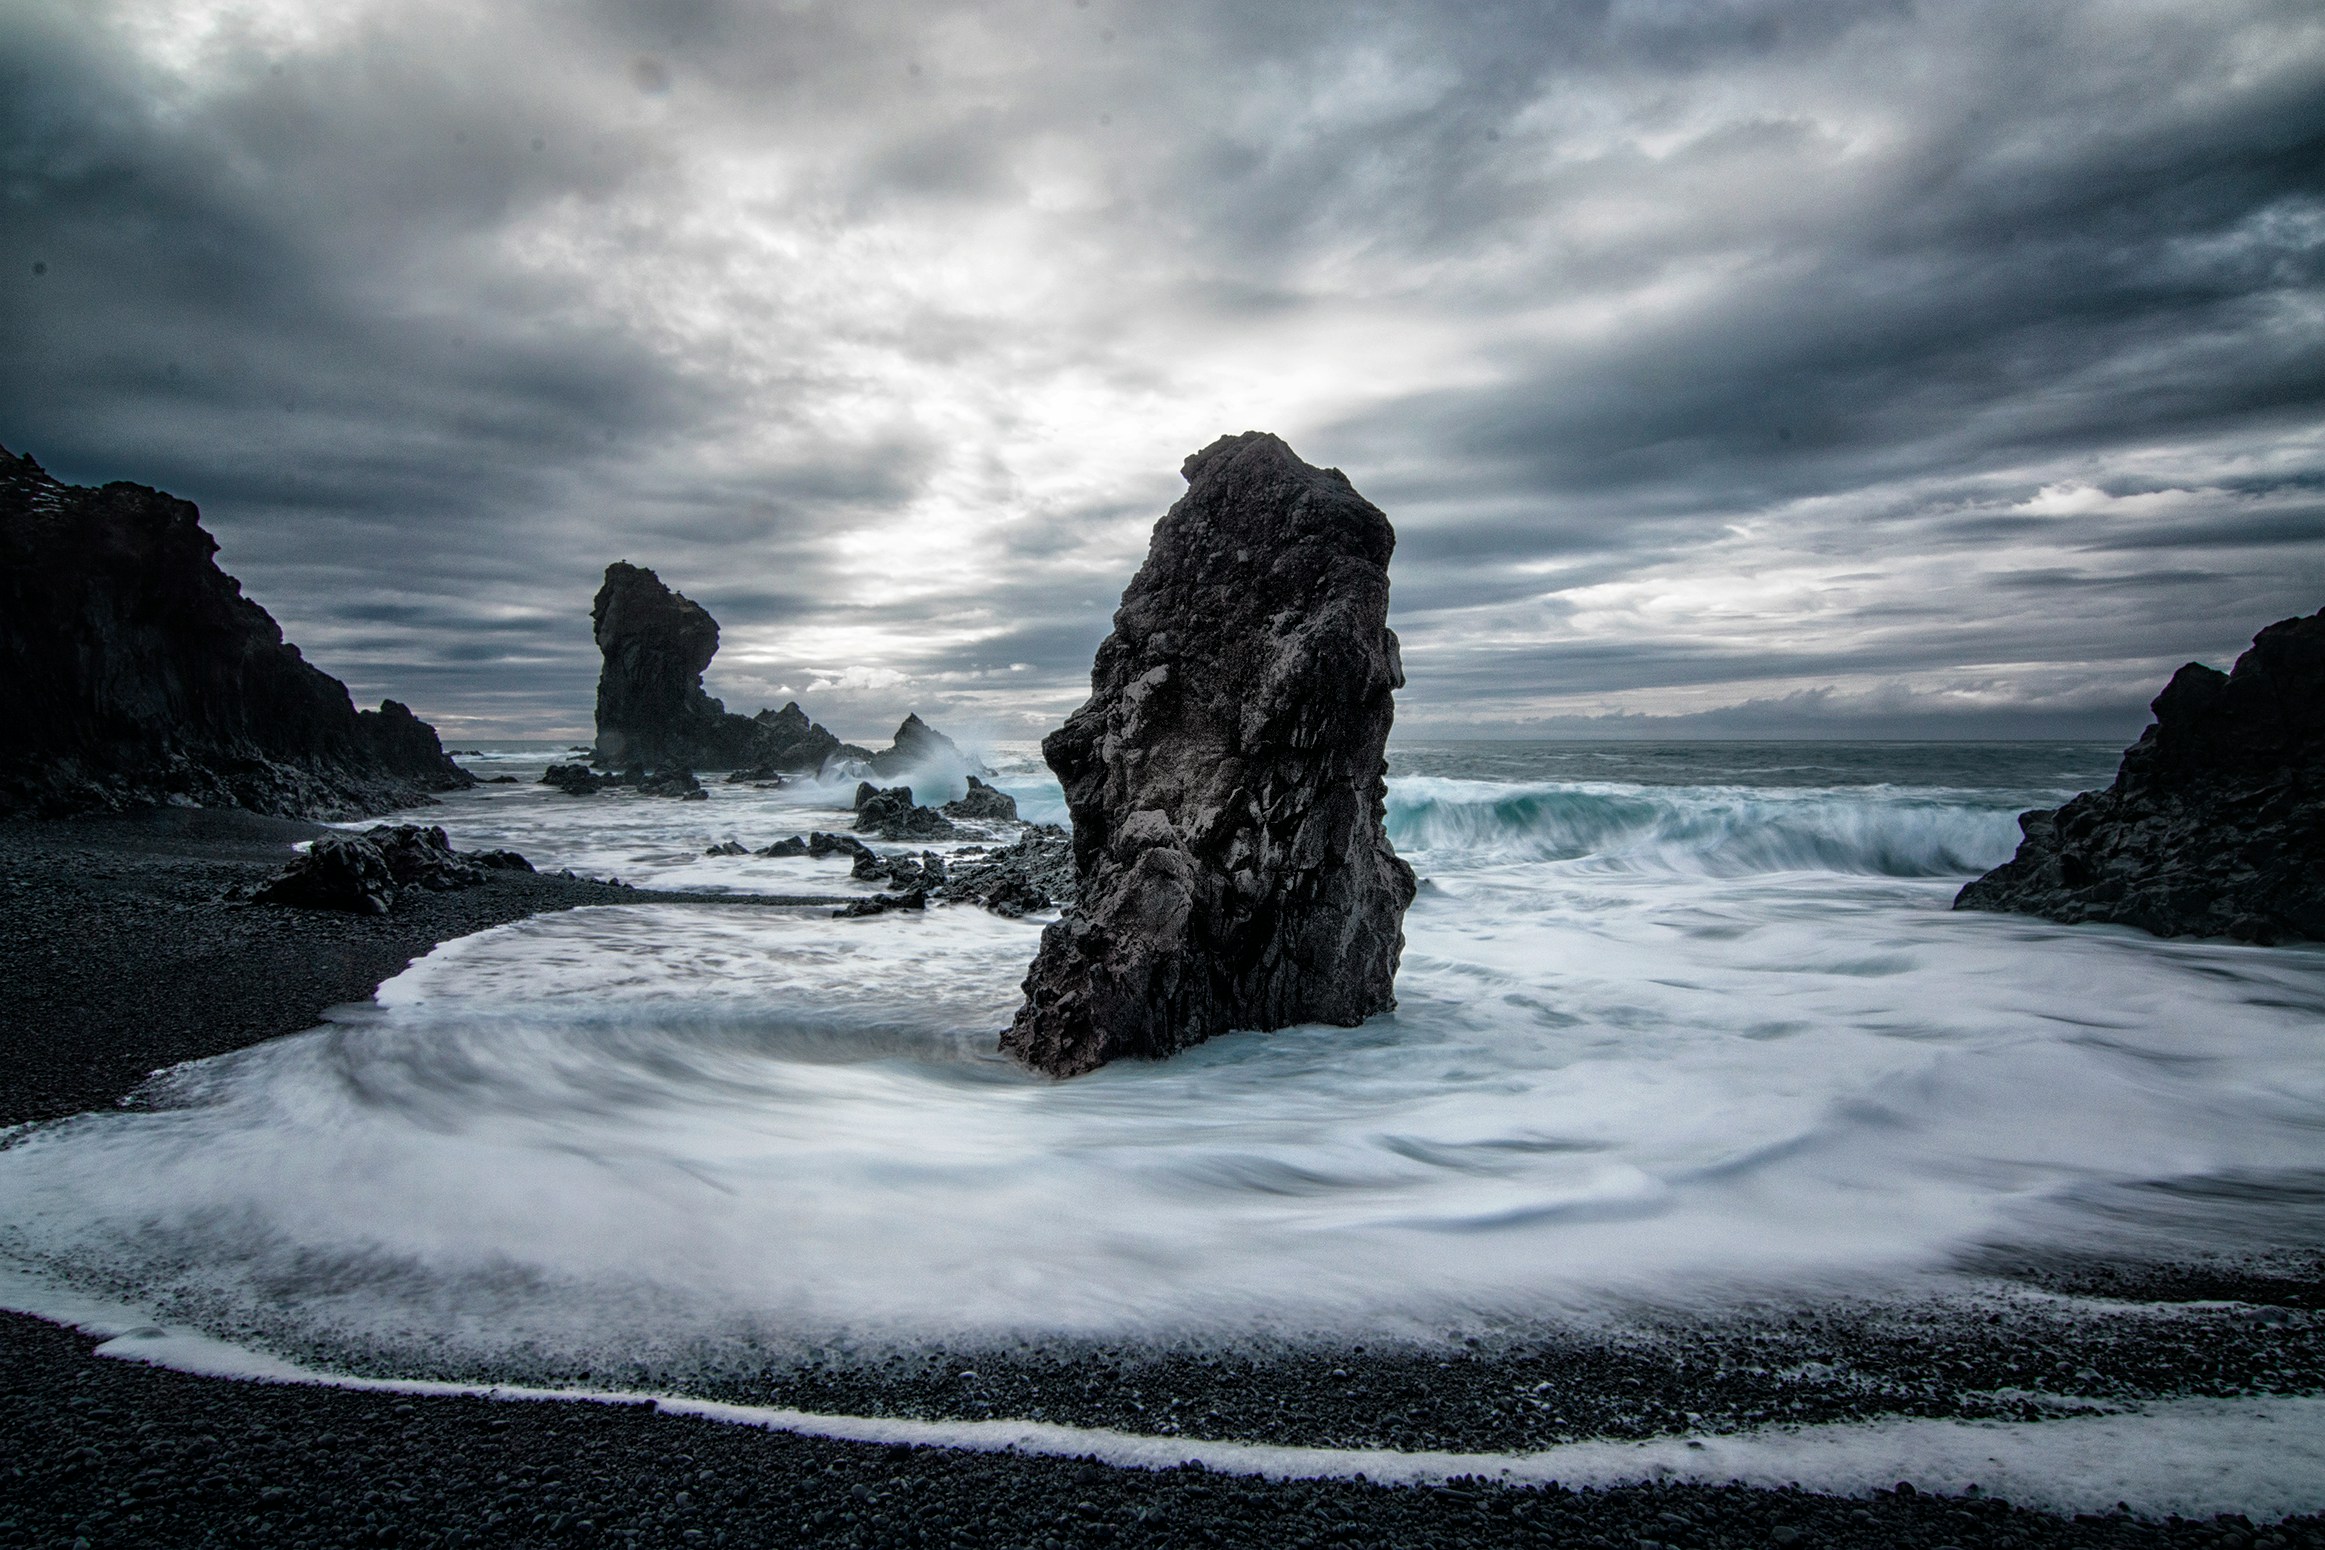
1384 779 2048 878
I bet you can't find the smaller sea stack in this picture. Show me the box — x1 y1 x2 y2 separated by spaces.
1956 606 2325 942
1004 432 1416 1077
589 562 848 773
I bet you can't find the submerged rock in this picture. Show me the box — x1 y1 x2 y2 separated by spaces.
941 775 1019 822
1957 607 2325 942
541 763 622 796
1003 432 1416 1076
631 767 707 800
756 831 877 863
0 446 474 819
833 890 927 919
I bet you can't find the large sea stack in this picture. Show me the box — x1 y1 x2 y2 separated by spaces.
0 447 473 818
1956 606 2325 943
1003 432 1416 1077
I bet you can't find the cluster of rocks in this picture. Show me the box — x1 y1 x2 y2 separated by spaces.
853 782 959 840
0 446 475 819
941 825 1075 918
1004 432 1417 1077
1958 606 2325 942
698 819 1072 919
540 763 706 800
253 824 533 914
847 775 1019 839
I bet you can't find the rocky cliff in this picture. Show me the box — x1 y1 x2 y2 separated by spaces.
0 447 474 819
1003 432 1417 1077
1956 607 2325 942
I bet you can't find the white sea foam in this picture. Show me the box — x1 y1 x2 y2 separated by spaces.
6 1272 2321 1521
1 744 2321 1505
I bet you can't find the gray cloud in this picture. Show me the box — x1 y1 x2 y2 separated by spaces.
3 0 2320 743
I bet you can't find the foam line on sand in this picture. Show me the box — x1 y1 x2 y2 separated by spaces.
7 1268 2320 1522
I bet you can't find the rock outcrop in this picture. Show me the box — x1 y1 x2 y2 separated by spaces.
0 447 475 819
853 783 960 841
587 562 979 780
1957 608 2325 942
1003 432 1416 1077
942 776 1019 822
255 824 531 914
939 825 1075 918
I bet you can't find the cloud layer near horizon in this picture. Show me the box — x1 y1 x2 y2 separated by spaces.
5 0 2322 743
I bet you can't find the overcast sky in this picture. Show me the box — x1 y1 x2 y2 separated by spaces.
6 0 2322 743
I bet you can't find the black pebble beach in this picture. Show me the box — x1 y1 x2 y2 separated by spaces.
1 809 2320 1550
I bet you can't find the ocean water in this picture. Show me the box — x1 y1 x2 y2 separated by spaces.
3 739 2324 1499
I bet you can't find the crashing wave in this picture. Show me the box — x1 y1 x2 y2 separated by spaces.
1384 778 2060 877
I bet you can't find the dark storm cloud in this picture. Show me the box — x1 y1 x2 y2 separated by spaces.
3 0 2321 739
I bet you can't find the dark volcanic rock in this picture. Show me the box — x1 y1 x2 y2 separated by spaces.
541 762 622 795
589 562 854 774
252 834 399 914
938 824 1076 917
942 774 1020 821
633 766 708 800
834 888 928 918
254 825 531 912
853 782 961 840
757 831 878 863
1957 607 2325 942
0 447 474 819
869 712 975 778
1003 432 1416 1077
360 823 490 890
753 699 858 769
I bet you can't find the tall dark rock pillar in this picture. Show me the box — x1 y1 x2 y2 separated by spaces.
590 561 726 770
1003 432 1417 1077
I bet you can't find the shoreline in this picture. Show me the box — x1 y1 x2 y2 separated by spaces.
0 808 2320 1547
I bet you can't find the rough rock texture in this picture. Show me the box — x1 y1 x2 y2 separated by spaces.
0 447 474 819
252 834 400 914
590 562 859 773
943 775 1020 821
1004 432 1416 1076
938 825 1076 917
1957 607 2325 942
254 824 530 913
854 782 961 840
